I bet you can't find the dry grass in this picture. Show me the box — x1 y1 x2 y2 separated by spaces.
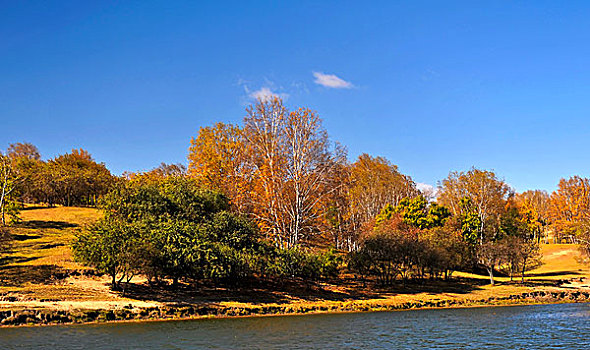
4 206 100 269
1 207 101 294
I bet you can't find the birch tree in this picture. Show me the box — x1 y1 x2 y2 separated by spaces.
438 168 510 243
243 98 345 247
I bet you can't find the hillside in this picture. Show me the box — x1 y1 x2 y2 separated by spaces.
0 206 589 325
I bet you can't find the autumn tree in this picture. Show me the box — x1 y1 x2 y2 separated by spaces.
188 122 251 213
350 216 421 285
241 98 290 244
514 190 550 243
437 168 511 284
5 143 46 204
321 162 355 250
549 176 590 239
149 162 187 178
189 98 346 248
347 154 418 237
47 149 115 206
438 168 510 244
7 142 41 160
244 100 346 247
279 107 346 246
477 240 506 285
423 224 470 279
499 201 543 282
350 212 468 284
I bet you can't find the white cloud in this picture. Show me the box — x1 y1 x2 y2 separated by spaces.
416 183 438 200
313 72 353 89
249 87 275 101
247 86 289 102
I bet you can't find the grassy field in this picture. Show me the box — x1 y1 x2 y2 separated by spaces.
1 206 589 317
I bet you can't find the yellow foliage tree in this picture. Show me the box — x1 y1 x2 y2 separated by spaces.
549 176 590 237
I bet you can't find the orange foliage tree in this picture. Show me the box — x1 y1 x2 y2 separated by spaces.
188 122 251 213
347 154 418 236
549 176 590 238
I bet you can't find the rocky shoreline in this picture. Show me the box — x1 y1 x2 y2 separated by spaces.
1 290 589 328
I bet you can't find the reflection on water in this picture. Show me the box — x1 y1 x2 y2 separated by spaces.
1 303 589 349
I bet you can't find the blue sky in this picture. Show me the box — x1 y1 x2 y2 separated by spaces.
2 1 590 192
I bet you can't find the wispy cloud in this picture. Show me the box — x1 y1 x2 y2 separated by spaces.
237 78 289 102
248 87 288 101
313 72 353 89
416 183 438 200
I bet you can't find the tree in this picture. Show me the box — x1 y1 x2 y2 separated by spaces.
515 190 549 225
437 168 512 284
73 218 142 291
322 162 355 250
279 107 347 247
423 225 469 279
188 122 252 213
241 98 289 245
477 240 507 285
0 153 22 225
438 168 510 244
514 190 549 243
394 195 451 229
47 149 115 206
74 173 266 289
347 154 418 239
515 238 542 283
189 98 346 247
7 142 41 161
549 176 590 240
575 221 590 264
9 148 45 204
350 215 427 285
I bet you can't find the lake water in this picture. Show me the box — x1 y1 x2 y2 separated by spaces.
1 303 589 349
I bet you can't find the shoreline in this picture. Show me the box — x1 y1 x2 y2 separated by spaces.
1 289 588 328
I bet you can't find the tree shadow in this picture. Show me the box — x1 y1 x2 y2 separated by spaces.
122 278 358 305
21 205 52 211
17 221 78 230
0 256 37 266
38 243 65 249
527 270 583 277
11 233 42 241
0 264 68 287
364 277 486 297
120 275 488 306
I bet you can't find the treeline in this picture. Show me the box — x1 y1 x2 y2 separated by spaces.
0 144 114 224
4 97 590 289
184 98 569 285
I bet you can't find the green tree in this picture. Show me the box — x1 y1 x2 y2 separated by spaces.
72 218 142 291
0 152 22 225
394 196 451 229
